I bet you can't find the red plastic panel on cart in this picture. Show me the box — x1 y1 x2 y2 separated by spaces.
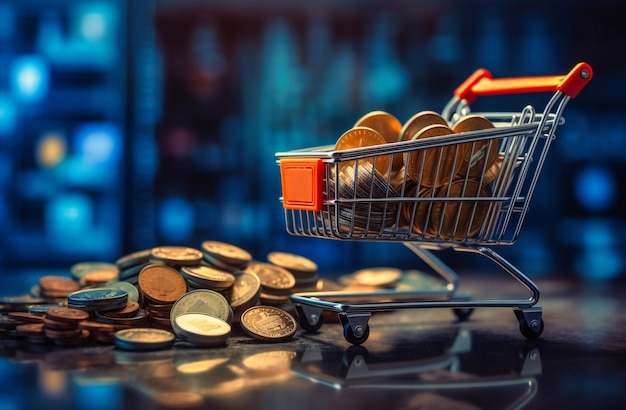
280 158 324 211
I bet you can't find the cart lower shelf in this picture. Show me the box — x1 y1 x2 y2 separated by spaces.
291 243 544 344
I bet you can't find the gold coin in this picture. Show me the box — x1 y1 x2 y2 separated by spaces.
398 111 448 142
429 180 491 240
400 186 434 235
335 126 390 177
149 246 203 267
354 111 402 144
138 264 187 304
452 115 499 179
245 261 295 294
354 111 404 171
240 306 297 342
266 251 317 275
350 267 403 287
407 124 467 188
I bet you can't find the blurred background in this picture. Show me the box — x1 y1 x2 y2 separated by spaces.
0 0 624 287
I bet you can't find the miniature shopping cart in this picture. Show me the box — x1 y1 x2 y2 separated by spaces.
275 63 592 344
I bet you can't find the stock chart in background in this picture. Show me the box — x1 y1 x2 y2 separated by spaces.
0 0 624 287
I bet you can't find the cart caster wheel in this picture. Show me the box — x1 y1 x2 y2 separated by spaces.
343 322 370 345
453 308 474 321
295 305 324 333
519 317 544 339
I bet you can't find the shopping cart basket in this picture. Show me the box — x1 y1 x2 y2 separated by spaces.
275 63 592 344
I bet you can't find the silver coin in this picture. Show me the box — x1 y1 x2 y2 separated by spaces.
116 249 151 270
100 281 140 303
170 289 233 325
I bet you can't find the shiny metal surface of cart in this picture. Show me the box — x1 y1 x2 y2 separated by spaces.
275 63 592 344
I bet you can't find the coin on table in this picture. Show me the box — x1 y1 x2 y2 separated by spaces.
114 327 176 351
101 281 140 303
201 241 252 270
99 301 141 318
336 126 391 177
266 252 317 278
116 249 152 270
228 271 261 312
180 265 236 290
67 288 129 311
173 313 231 347
245 261 295 295
38 276 80 296
138 264 187 304
170 289 233 324
149 246 203 267
398 111 448 142
45 307 90 323
350 267 403 287
80 268 120 287
70 261 118 280
240 306 297 342
407 124 467 188
452 115 498 179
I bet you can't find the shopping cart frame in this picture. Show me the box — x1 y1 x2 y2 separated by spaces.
275 63 592 344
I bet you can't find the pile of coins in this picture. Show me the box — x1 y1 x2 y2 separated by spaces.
0 242 314 351
327 110 502 239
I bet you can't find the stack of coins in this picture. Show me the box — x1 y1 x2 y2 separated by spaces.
328 161 399 232
267 252 319 293
201 241 252 272
67 288 129 311
0 240 324 349
42 307 90 347
172 312 231 347
240 306 297 342
38 276 80 300
138 264 187 330
244 261 295 306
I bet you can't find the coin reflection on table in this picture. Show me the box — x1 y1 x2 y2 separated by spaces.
176 358 230 375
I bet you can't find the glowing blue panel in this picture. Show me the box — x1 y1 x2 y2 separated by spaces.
158 197 195 242
74 123 121 165
574 165 616 212
10 56 49 102
0 94 16 135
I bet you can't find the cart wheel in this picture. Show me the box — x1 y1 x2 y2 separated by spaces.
519 317 544 339
343 322 370 345
298 311 324 333
453 308 474 321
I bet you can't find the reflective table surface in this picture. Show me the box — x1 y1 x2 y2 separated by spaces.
0 275 624 410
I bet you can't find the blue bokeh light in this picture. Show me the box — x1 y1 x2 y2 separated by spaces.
0 94 16 135
74 123 120 165
574 165 616 212
10 56 49 102
159 197 195 242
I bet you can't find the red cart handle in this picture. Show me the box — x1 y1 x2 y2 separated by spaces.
454 62 593 105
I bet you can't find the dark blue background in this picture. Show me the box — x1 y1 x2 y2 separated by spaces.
0 0 624 285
